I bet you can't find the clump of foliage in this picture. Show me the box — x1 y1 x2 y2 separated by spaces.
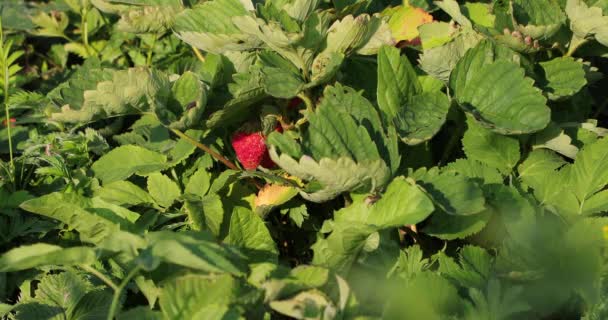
1 0 608 319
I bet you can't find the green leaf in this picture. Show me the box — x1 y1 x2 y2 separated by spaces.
185 168 211 196
462 2 495 28
416 170 486 216
419 30 482 81
444 159 504 184
464 279 530 320
270 154 391 203
173 0 257 54
435 0 472 28
323 14 392 56
583 190 608 214
47 58 114 110
159 274 246 320
116 1 184 33
169 130 204 165
144 231 246 275
384 272 464 319
311 221 376 273
423 209 492 240
539 57 587 100
377 47 450 145
147 173 181 209
377 45 421 120
52 68 166 124
395 91 451 145
270 290 337 319
134 276 160 308
462 119 521 174
184 194 224 235
570 138 608 213
465 279 530 320
518 150 578 214
93 181 156 207
519 149 567 189
388 245 432 280
424 184 530 240
69 289 113 320
566 0 608 47
309 51 345 87
532 123 579 159
205 71 266 129
263 265 331 301
119 307 163 320
312 177 433 273
30 11 69 38
512 0 566 39
154 71 208 131
438 245 492 289
0 244 96 272
269 84 396 202
226 207 278 263
450 40 550 134
419 22 455 49
282 0 322 22
260 62 305 98
92 145 167 184
20 193 145 251
365 177 435 228
32 272 91 317
0 2 35 31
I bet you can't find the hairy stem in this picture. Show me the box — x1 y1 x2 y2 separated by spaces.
295 92 315 128
106 266 141 320
297 92 314 113
80 265 119 291
192 47 206 63
566 36 587 57
82 5 90 55
170 128 239 171
146 33 159 67
0 19 14 171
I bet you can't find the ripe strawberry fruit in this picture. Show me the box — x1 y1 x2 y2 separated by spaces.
2 118 16 127
288 97 302 109
231 126 280 170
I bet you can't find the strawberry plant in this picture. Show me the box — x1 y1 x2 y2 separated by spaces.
1 0 608 319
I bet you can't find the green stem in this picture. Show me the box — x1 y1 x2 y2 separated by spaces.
294 92 314 128
106 266 141 320
81 5 90 55
192 46 206 63
593 99 608 119
80 265 119 291
566 36 587 57
1 21 13 172
169 128 239 171
297 93 314 113
146 33 159 67
439 124 463 166
3 79 11 171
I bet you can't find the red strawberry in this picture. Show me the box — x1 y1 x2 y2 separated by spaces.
232 128 279 170
2 118 16 127
288 97 303 109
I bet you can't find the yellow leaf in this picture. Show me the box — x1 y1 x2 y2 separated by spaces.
388 6 434 45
